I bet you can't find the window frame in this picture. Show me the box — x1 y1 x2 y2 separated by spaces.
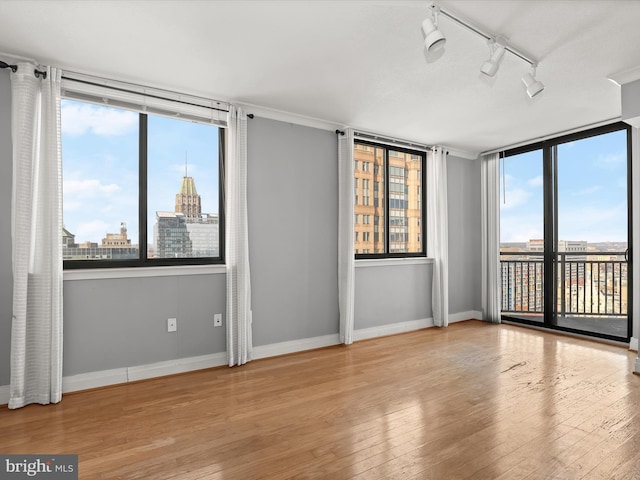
62 103 226 270
354 139 427 260
500 121 632 343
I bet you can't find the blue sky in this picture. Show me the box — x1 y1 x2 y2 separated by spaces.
500 129 628 244
61 99 220 245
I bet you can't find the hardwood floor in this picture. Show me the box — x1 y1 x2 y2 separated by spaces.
2 320 640 479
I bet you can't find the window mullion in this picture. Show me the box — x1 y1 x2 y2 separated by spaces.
218 128 226 264
139 113 148 262
385 147 390 254
421 152 427 256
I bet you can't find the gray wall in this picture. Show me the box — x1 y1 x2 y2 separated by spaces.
248 117 339 345
63 274 226 376
0 70 12 385
355 264 432 329
622 79 640 124
0 82 482 382
63 116 341 375
447 156 482 314
354 154 482 330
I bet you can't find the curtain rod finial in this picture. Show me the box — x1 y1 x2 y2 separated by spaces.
0 60 18 72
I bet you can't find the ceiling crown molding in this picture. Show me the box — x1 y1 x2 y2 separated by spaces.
608 65 640 86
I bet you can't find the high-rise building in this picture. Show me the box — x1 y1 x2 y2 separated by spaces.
154 174 219 258
175 176 202 220
353 144 422 254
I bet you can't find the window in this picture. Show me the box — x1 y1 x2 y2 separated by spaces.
353 140 426 258
500 122 631 341
61 84 226 268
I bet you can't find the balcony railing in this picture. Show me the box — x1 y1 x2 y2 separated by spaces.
500 252 628 318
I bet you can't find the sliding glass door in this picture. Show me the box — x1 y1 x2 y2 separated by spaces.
500 123 631 342
500 148 545 324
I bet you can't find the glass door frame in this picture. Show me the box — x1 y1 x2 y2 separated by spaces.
501 122 632 342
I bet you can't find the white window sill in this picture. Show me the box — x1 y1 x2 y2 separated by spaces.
63 264 226 281
355 257 434 268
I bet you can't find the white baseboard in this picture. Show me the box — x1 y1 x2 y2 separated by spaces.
630 337 638 352
127 352 228 382
354 318 434 342
353 310 481 342
252 334 341 360
1 313 483 406
1 335 341 405
449 310 483 323
63 367 128 393
1 353 229 406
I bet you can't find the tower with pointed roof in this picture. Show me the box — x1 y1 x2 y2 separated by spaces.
175 176 202 220
175 155 202 220
153 157 219 259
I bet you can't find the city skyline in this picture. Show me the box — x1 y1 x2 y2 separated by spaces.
61 99 220 246
63 172 219 260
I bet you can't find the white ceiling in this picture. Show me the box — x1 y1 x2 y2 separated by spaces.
1 0 640 156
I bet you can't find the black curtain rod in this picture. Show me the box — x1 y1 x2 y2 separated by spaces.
247 114 254 119
334 128 449 154
0 60 47 79
62 76 228 113
0 60 17 72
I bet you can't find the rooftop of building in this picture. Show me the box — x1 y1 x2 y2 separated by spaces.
179 176 198 196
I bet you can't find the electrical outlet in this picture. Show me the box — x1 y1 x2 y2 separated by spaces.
167 318 177 332
214 313 223 327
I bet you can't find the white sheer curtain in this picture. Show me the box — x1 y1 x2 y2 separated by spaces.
226 106 253 366
338 128 355 344
481 153 502 323
10 63 63 409
427 147 449 327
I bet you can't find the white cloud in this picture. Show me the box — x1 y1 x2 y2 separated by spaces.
62 102 137 137
500 213 544 243
572 185 603 196
594 152 625 169
528 176 543 187
75 220 110 242
500 187 531 210
170 163 198 175
64 179 120 197
557 202 627 242
64 200 82 212
499 173 541 210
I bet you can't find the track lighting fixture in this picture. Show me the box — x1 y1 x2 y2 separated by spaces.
480 37 506 77
522 64 545 98
421 6 446 53
424 3 545 98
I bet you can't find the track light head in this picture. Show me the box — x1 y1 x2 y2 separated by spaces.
480 38 506 77
522 65 545 98
422 7 446 53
